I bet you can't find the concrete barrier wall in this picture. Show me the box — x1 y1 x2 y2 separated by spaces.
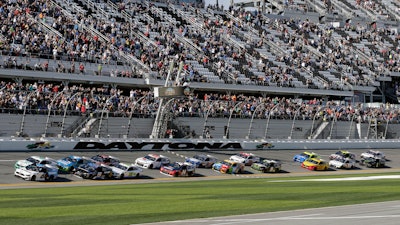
1 137 399 152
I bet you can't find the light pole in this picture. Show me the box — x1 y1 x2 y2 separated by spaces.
347 112 357 139
202 100 220 138
44 90 67 137
289 102 304 139
125 95 147 138
328 108 337 140
384 113 390 139
225 101 243 139
97 94 118 138
60 92 81 137
309 105 329 139
247 103 265 139
264 102 283 139
19 90 39 137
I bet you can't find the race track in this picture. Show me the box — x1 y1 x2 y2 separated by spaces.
140 200 400 225
1 148 400 188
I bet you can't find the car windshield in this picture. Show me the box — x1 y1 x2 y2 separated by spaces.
144 155 157 161
193 155 205 160
26 165 39 171
309 159 319 164
64 157 73 162
238 153 248 158
172 163 182 169
26 157 40 164
91 155 103 162
116 164 128 170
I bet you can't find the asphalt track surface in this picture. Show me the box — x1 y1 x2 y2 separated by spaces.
1 148 400 188
140 201 400 225
1 148 400 225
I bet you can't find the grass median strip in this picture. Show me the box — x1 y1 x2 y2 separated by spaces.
1 173 400 225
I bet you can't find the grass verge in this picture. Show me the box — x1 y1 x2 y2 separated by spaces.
1 173 400 225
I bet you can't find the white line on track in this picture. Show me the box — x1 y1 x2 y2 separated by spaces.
188 214 400 225
0 160 16 162
268 175 400 182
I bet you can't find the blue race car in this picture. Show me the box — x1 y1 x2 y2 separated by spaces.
293 152 320 163
57 155 84 173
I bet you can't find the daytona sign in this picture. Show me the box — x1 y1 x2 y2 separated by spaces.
73 141 244 150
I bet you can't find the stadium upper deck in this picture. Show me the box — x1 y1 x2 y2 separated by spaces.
0 0 399 103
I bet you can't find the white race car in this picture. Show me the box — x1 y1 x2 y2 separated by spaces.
229 152 260 166
360 150 385 160
135 154 170 169
15 164 58 181
15 156 58 169
185 154 218 168
110 163 143 179
329 156 356 169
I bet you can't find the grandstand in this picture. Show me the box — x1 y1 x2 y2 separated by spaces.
0 0 399 141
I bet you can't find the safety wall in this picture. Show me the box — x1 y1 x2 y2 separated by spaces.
1 137 399 152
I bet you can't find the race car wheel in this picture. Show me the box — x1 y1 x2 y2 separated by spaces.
30 175 36 181
119 174 124 180
135 173 140 178
149 164 153 169
187 171 193 177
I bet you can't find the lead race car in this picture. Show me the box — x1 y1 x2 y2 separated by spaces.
15 164 58 181
15 156 58 169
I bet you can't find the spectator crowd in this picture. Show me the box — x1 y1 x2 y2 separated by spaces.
0 0 400 126
0 81 399 124
0 0 399 91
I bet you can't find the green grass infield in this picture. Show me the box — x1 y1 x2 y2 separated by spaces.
1 173 400 225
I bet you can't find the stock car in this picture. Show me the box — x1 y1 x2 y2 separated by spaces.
293 152 320 163
160 162 196 177
15 164 58 181
135 154 170 169
185 154 218 168
229 152 260 166
57 155 84 173
329 150 356 160
212 160 245 174
15 156 58 169
91 154 121 166
360 150 386 160
110 163 143 179
74 163 114 180
329 156 356 169
251 159 281 173
359 157 386 168
301 158 329 171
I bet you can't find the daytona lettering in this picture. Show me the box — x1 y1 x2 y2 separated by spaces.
73 142 243 150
